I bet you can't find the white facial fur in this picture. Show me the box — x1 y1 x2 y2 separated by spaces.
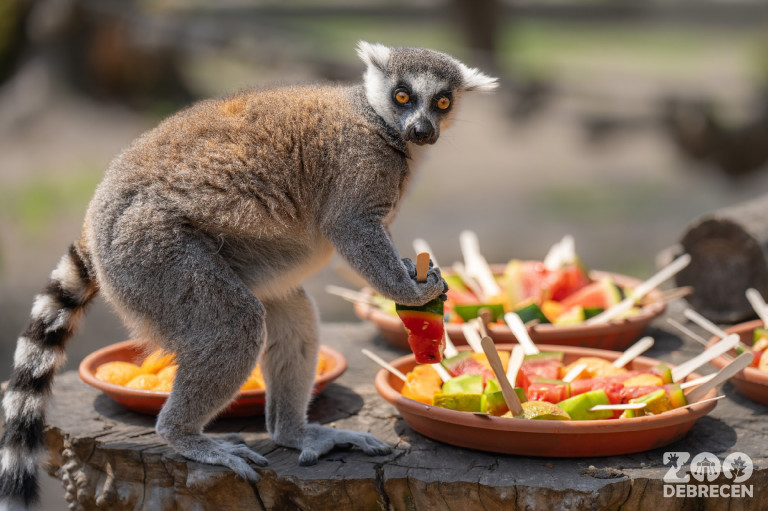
456 63 499 92
357 42 396 126
356 41 497 138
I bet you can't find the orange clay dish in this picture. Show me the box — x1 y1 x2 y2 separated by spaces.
79 340 347 417
374 344 726 457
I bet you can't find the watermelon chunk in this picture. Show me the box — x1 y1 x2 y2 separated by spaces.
396 297 445 364
518 352 563 389
444 274 478 305
528 378 570 403
502 260 550 306
441 352 494 381
570 378 625 404
548 262 592 302
559 277 623 310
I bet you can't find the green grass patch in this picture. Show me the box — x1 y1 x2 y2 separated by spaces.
279 15 764 81
530 181 678 223
500 20 762 79
0 171 100 238
281 17 468 65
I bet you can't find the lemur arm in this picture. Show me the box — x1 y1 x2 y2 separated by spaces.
320 159 445 307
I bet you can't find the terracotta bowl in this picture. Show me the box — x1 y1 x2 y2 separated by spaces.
355 269 666 352
79 340 347 418
375 344 717 457
709 320 768 406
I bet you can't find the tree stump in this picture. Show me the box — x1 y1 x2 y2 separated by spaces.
673 193 768 323
3 320 767 510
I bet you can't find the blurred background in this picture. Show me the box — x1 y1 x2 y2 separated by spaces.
2 0 768 505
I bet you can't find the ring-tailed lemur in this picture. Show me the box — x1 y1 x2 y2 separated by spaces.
0 41 497 509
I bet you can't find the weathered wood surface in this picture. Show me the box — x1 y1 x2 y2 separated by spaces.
21 304 768 510
674 193 768 322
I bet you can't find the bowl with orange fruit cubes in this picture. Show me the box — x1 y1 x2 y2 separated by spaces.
79 339 346 417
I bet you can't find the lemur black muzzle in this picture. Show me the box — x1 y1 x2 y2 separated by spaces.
405 120 437 145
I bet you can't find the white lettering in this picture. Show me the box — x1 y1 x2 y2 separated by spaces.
664 484 755 499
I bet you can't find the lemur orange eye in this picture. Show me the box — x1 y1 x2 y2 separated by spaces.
395 91 410 104
436 96 451 110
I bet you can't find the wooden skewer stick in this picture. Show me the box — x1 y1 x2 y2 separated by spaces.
478 308 493 334
461 322 485 354
746 288 768 325
443 330 459 359
667 318 710 349
325 285 379 306
543 235 575 271
459 230 502 298
506 345 525 384
503 312 540 355
415 252 430 283
676 394 726 411
452 262 487 302
562 363 587 383
413 238 439 269
590 403 647 412
639 286 694 306
685 352 753 403
612 336 655 368
480 336 524 416
361 349 407 382
432 362 452 383
684 308 729 338
586 253 692 325
671 334 741 382
679 373 717 390
474 316 489 338
683 308 751 352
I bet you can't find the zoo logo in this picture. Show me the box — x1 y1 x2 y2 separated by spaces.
663 451 754 498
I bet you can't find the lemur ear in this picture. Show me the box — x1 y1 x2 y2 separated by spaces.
357 41 391 71
458 63 499 92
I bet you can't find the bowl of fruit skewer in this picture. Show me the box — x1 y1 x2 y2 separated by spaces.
354 235 682 351
374 343 726 457
79 340 346 418
707 319 768 406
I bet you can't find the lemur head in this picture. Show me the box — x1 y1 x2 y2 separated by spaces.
357 41 498 145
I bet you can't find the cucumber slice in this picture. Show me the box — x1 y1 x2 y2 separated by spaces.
442 374 484 395
514 303 551 324
453 303 505 322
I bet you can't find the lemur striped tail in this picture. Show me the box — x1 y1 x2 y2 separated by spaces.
1 244 97 510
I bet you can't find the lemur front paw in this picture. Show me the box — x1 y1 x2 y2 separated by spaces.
401 257 449 304
164 432 268 482
276 424 392 466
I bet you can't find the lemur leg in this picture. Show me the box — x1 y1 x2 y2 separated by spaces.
261 287 392 465
154 277 269 478
100 226 269 481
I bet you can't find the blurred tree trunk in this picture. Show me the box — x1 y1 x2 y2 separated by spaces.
449 0 501 74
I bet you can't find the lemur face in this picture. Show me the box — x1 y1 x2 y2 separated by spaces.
357 42 498 146
388 73 454 145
